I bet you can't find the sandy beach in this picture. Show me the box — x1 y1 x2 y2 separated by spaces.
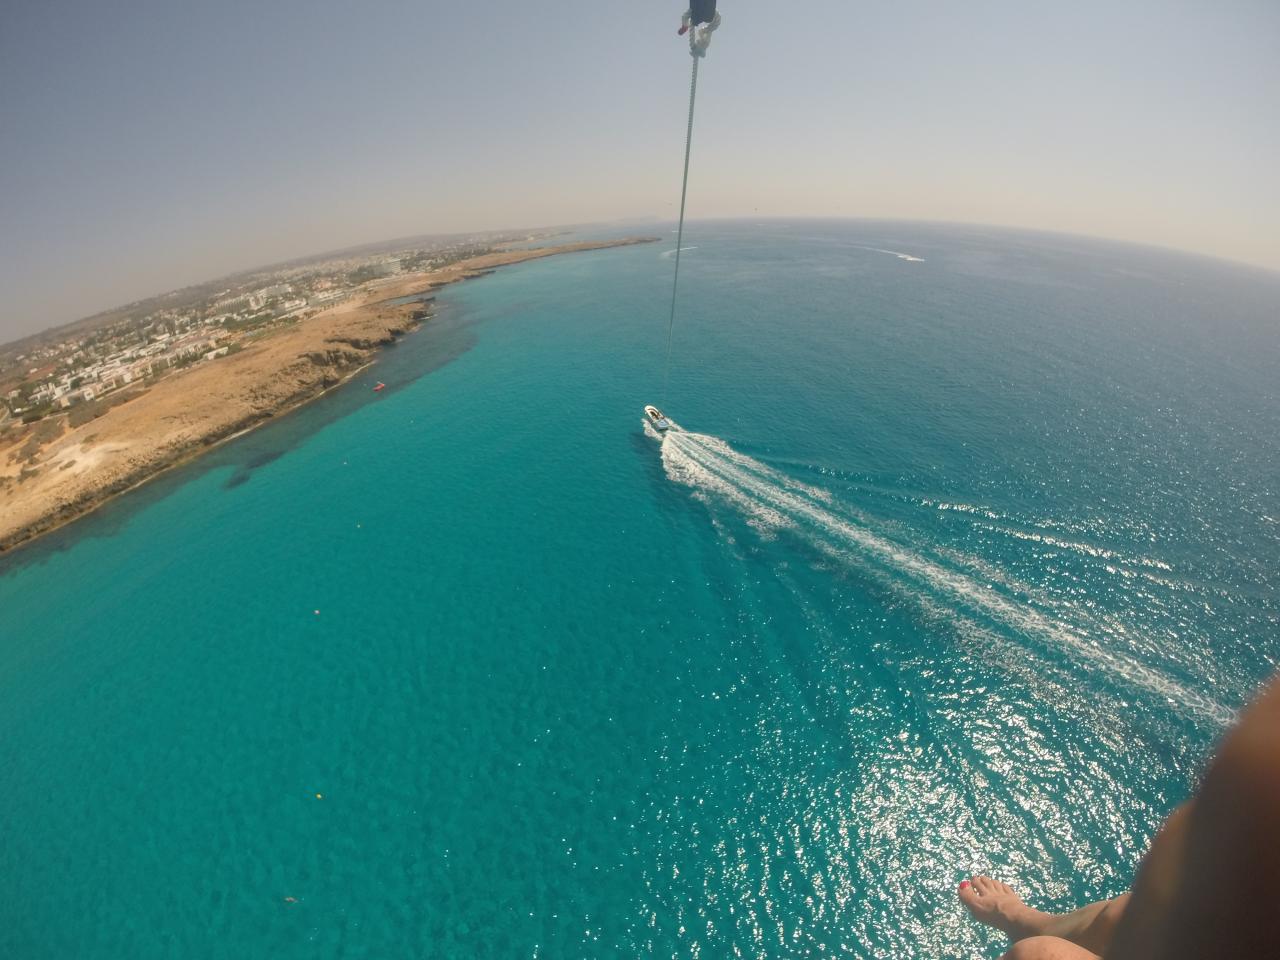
0 237 655 553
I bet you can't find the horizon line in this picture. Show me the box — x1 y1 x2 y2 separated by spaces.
5 215 1276 351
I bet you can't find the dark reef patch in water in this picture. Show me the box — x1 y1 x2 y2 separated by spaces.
223 449 286 489
0 301 478 577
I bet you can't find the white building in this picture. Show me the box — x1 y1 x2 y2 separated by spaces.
308 289 344 307
254 283 293 302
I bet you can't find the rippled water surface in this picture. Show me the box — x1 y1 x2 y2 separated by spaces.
2 221 1277 958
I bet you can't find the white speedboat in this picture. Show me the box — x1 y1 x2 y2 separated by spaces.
644 405 671 431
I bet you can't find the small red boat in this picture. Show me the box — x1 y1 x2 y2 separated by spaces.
373 382 386 392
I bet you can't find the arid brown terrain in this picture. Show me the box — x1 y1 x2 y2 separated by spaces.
0 238 655 552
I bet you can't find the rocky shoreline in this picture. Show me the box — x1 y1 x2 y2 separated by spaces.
0 237 656 554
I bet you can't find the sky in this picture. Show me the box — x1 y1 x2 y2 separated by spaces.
1 0 1277 340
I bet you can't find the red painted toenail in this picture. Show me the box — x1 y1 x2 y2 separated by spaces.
959 880 970 890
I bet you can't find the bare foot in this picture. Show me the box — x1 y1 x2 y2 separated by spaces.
958 876 1054 942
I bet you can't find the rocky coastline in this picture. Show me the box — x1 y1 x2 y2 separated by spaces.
0 237 656 554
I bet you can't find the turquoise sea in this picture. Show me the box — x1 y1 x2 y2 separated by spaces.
2 221 1277 958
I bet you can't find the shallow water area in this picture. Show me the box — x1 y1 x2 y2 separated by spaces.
2 221 1277 958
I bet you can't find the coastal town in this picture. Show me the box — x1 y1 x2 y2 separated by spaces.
0 232 526 429
0 234 655 552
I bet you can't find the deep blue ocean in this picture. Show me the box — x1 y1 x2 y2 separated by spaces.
1 221 1277 958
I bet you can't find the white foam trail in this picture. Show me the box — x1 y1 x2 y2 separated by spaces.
658 425 1233 725
921 499 1008 521
852 245 925 263
660 245 698 260
972 520 1174 572
919 501 1216 597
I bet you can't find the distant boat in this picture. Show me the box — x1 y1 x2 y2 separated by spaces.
644 405 670 431
373 382 386 392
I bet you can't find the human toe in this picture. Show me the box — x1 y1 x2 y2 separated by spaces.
976 875 1002 896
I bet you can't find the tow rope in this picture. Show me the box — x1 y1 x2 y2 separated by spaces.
662 8 720 404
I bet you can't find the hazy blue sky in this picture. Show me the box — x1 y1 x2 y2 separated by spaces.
1 1 1276 339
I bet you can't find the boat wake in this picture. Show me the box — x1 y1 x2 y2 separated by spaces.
656 423 1233 725
660 245 698 259
852 245 925 262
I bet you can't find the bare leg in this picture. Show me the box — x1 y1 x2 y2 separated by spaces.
957 672 1280 959
1109 674 1280 959
959 877 1128 954
1000 937 1101 960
